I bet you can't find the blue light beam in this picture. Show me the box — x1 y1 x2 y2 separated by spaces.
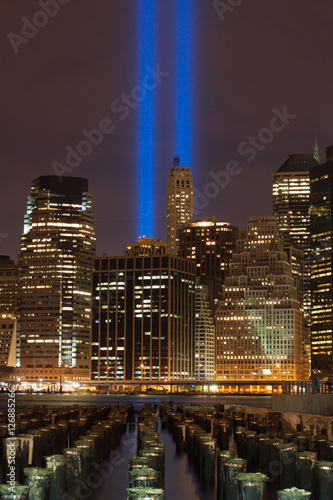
139 0 155 238
176 0 193 169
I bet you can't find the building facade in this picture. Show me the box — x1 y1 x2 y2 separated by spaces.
179 217 239 306
284 246 310 378
195 280 215 380
0 256 18 316
216 216 303 381
179 218 239 281
166 157 194 255
17 176 96 381
273 154 318 322
91 254 196 381
273 154 317 249
0 315 16 367
310 146 333 376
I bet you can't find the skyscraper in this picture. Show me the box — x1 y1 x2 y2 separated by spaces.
216 216 303 381
17 176 96 382
178 217 239 310
0 256 18 316
272 154 318 320
0 256 18 375
273 154 318 248
179 218 239 281
0 316 16 367
310 146 333 376
273 154 318 378
91 252 195 381
195 280 215 380
166 157 194 254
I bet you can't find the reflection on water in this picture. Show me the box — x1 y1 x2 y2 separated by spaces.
160 424 215 500
91 413 215 500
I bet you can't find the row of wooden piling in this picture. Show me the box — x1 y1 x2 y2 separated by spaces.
159 401 333 500
0 403 132 499
127 403 165 499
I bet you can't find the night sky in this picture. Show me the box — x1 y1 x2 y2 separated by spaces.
1 0 333 261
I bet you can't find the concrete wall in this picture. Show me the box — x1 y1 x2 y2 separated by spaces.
272 394 333 416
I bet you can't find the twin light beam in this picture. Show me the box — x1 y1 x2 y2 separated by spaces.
139 0 192 238
139 0 155 239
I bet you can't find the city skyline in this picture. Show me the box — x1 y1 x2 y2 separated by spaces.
2 1 333 260
2 151 331 382
0 145 326 264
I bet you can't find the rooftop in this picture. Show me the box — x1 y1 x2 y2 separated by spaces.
276 154 319 173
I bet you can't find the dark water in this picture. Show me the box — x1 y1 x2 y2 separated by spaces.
90 418 217 500
88 413 278 500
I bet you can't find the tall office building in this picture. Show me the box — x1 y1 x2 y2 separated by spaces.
91 251 195 381
273 154 318 379
216 216 303 381
0 256 18 316
195 280 215 380
17 176 95 381
179 217 239 308
273 154 318 248
310 146 333 376
166 156 194 254
0 315 16 367
272 154 318 318
0 257 19 376
179 218 239 281
284 246 310 378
